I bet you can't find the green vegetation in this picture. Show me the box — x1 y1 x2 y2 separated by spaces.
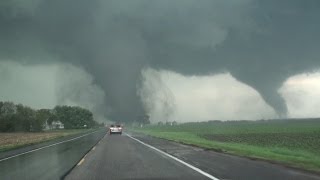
52 105 98 129
133 119 320 172
0 101 101 132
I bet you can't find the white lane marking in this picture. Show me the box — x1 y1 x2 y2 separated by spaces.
77 158 85 166
0 130 102 162
125 133 220 180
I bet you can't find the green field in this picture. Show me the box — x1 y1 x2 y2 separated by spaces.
132 119 320 172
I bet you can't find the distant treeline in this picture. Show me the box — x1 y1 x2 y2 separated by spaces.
0 101 100 132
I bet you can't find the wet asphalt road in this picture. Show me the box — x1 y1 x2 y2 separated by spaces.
0 129 106 180
66 133 211 180
66 132 320 180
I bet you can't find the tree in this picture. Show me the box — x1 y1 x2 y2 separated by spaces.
0 102 16 115
15 104 36 132
0 102 17 132
53 105 97 129
136 115 151 126
0 101 97 132
34 109 52 131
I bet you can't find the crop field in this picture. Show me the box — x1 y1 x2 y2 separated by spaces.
133 119 320 172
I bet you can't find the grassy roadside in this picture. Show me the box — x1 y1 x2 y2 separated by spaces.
0 129 99 152
131 120 320 173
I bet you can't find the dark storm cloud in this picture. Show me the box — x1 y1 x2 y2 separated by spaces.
0 0 319 120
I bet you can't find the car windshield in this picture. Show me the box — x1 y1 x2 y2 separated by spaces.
1 1 320 180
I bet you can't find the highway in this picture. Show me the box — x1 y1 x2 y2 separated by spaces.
66 133 212 180
66 132 320 180
1 130 320 180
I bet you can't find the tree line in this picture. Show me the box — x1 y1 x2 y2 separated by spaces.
0 101 100 132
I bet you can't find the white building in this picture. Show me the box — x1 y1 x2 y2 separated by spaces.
45 120 64 130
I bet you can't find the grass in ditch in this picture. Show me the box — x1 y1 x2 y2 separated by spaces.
0 129 97 152
132 119 320 172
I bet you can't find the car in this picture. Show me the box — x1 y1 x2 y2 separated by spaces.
109 124 122 135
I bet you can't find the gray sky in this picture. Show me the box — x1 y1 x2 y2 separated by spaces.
0 61 57 108
1 0 320 121
0 61 108 122
1 63 319 123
